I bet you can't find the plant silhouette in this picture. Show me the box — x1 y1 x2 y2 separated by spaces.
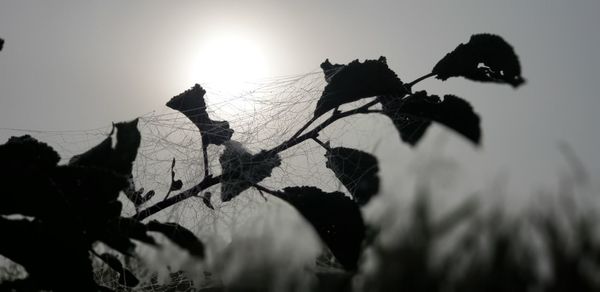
0 33 536 291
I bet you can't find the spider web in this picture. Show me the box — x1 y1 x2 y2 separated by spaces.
0 69 388 289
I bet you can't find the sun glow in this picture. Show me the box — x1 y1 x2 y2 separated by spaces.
192 33 270 101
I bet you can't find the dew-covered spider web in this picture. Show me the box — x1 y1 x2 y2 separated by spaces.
0 69 397 289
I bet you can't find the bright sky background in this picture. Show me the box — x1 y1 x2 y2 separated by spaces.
1 0 599 200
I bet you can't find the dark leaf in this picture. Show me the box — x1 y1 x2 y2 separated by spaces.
1 135 60 169
112 119 141 175
0 38 4 51
69 119 141 177
99 253 139 287
325 147 380 206
320 59 345 83
169 158 183 192
275 186 365 270
0 217 97 291
166 84 234 145
219 141 281 202
101 217 155 255
381 91 481 146
147 220 205 258
170 180 183 192
432 34 524 87
314 57 407 117
0 136 63 216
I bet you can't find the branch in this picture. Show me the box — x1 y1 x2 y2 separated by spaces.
202 143 210 178
133 99 381 221
132 175 220 221
267 99 380 155
406 72 436 89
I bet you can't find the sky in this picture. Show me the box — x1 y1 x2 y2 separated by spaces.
1 0 599 202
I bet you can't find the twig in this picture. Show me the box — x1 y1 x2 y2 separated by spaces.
407 72 436 89
133 99 381 221
312 137 330 150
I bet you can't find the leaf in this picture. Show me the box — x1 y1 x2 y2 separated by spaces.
314 57 407 117
432 34 524 87
320 59 345 83
381 91 481 146
0 38 3 51
275 186 365 270
147 220 205 258
325 147 380 206
100 217 156 255
219 141 281 202
1 135 60 170
0 135 64 216
169 158 183 192
98 253 139 287
166 84 234 145
69 118 141 177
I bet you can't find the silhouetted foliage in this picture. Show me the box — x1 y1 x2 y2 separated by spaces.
166 84 234 146
0 33 538 291
98 253 139 287
219 141 281 202
380 91 481 146
315 57 406 117
432 33 525 87
0 38 3 51
147 220 205 258
275 186 365 270
325 146 380 205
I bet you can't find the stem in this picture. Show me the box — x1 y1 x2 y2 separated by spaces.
288 115 318 142
202 143 210 178
267 99 380 155
253 184 280 197
312 137 330 150
133 175 220 221
407 72 436 89
134 99 382 221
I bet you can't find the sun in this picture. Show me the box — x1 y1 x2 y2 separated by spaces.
192 32 270 99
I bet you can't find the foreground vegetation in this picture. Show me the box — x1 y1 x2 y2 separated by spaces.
4 33 595 291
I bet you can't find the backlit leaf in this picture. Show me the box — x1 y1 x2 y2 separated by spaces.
381 91 481 146
276 186 365 270
315 57 407 117
432 34 524 87
69 119 141 177
98 253 139 287
325 147 380 206
166 84 234 145
219 141 281 202
147 220 205 258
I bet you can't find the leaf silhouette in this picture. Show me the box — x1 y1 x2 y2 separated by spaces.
432 34 524 87
314 57 407 117
101 217 156 255
0 135 64 216
147 220 205 258
98 253 139 287
0 38 3 51
325 147 380 206
166 84 234 145
169 158 183 192
381 91 481 146
1 135 60 170
69 119 141 177
275 186 365 270
219 141 281 202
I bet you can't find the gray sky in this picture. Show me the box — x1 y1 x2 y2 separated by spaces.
1 0 599 198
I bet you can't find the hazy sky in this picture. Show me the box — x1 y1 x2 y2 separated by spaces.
1 0 599 198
